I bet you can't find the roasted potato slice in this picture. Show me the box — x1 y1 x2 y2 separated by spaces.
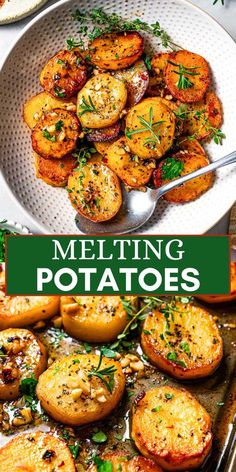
125 97 175 159
94 139 118 156
105 137 156 187
23 91 77 129
77 73 127 128
36 354 125 426
113 59 149 106
0 328 47 400
164 50 210 103
32 108 80 159
86 121 121 142
0 272 60 329
132 386 212 471
89 32 144 70
196 262 236 304
67 160 122 222
141 301 223 379
146 53 172 98
34 152 77 187
182 91 223 140
174 136 206 155
88 452 163 472
152 97 184 136
153 151 213 203
0 431 76 472
40 49 87 99
61 295 137 343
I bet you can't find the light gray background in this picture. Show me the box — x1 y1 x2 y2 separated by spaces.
0 0 235 234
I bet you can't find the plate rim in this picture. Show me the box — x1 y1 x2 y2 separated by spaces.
0 0 235 234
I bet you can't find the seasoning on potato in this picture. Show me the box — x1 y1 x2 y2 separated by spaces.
0 431 76 472
141 300 223 379
34 152 77 187
36 353 125 426
40 49 87 99
88 452 163 472
61 295 137 342
125 97 176 159
23 91 77 129
0 328 47 400
67 160 122 222
132 386 213 471
31 108 80 159
182 91 223 141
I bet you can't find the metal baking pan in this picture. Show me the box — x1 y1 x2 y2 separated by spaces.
0 298 235 471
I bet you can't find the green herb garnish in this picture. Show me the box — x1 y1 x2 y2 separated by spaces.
126 107 165 149
78 95 98 116
68 441 80 459
165 393 174 400
161 157 184 180
168 60 200 90
92 430 108 443
88 353 117 394
42 130 56 142
66 37 81 50
55 120 64 131
54 87 66 98
93 456 113 472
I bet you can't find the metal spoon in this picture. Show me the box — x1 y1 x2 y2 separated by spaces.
75 150 236 234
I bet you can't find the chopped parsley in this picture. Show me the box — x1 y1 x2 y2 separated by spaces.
42 130 56 142
161 157 184 180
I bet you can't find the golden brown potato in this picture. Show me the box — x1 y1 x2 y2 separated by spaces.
105 137 156 187
132 386 212 471
0 328 47 400
61 295 137 343
89 32 144 70
32 108 80 159
153 97 184 137
36 354 125 426
153 151 213 203
113 59 149 106
174 137 206 155
67 160 122 222
141 301 223 379
182 91 223 140
94 139 118 156
125 97 175 159
146 53 172 98
196 262 236 304
86 121 121 142
23 91 77 129
40 49 87 99
0 431 76 472
34 152 77 187
88 452 163 472
77 73 127 128
164 50 210 103
0 273 60 329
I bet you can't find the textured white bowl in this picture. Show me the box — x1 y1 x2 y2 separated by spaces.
0 0 236 234
0 0 49 24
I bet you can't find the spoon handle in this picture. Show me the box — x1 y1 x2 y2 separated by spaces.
158 150 236 198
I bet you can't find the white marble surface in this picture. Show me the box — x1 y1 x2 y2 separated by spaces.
0 0 235 234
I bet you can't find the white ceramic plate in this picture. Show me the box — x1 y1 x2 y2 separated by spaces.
0 0 236 234
0 0 49 24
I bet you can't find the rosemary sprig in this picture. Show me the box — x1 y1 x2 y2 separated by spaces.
72 7 180 50
168 60 200 90
126 107 165 149
78 96 98 117
88 353 117 393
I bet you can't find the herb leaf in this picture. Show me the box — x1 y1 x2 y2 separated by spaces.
78 95 97 116
168 60 200 90
42 130 56 142
92 431 108 443
161 157 184 180
88 353 117 394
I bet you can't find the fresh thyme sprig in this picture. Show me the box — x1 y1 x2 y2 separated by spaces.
168 60 200 90
72 7 180 50
88 352 117 393
207 126 226 145
111 296 162 350
78 96 98 117
126 107 165 149
72 144 97 170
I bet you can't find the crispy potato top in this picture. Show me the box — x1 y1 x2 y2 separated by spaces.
67 160 122 222
132 386 212 471
183 91 222 140
113 59 149 107
34 152 77 187
40 49 87 99
164 50 210 103
0 431 76 472
89 32 144 70
36 354 125 426
61 295 137 342
23 91 77 129
125 97 175 159
77 73 127 128
0 328 47 400
88 452 163 472
141 301 223 379
31 108 80 159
